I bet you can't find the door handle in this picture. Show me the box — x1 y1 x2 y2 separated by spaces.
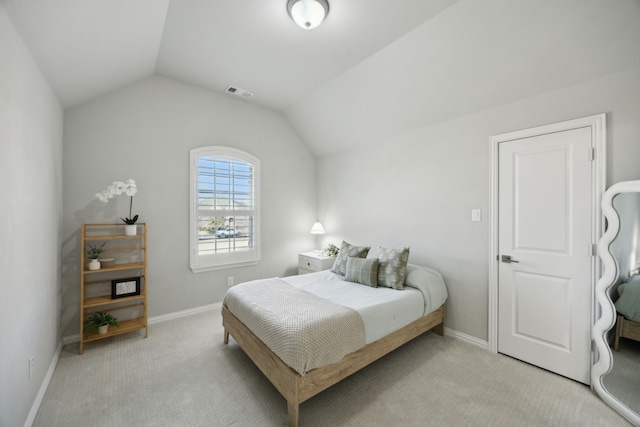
501 255 520 263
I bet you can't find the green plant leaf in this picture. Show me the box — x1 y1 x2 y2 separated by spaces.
83 311 119 332
121 215 139 225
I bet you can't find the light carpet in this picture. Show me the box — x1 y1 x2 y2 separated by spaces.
34 310 630 427
603 338 640 413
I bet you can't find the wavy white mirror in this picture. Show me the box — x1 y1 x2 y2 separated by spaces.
593 180 640 426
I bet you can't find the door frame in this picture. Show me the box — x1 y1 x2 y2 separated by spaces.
488 114 607 354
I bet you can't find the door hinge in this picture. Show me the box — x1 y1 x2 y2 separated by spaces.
591 243 597 257
590 147 595 161
591 339 595 352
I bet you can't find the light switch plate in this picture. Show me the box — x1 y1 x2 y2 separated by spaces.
471 209 482 222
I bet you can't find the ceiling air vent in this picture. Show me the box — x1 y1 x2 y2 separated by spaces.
225 86 254 100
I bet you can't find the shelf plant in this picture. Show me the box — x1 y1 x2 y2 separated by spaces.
87 242 106 260
84 312 119 335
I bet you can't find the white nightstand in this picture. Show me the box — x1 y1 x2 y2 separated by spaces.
298 252 335 274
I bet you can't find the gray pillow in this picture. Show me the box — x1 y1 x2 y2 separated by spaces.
373 246 410 289
345 257 379 287
331 241 370 276
616 276 640 322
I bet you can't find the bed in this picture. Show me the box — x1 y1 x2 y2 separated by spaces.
614 275 640 350
222 254 448 427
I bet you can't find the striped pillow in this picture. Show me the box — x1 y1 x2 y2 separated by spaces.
330 241 370 276
345 257 379 287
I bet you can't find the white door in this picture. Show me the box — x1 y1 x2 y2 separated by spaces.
498 126 593 384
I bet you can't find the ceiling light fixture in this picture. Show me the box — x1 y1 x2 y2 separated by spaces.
287 0 329 30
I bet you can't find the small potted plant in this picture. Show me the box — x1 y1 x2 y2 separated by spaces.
84 312 119 335
87 242 106 270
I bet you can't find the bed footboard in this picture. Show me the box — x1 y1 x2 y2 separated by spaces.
222 304 445 427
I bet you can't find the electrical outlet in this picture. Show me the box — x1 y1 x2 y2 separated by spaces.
29 355 34 380
227 276 234 287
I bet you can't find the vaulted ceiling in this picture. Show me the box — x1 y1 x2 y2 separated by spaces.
2 0 456 110
3 0 640 156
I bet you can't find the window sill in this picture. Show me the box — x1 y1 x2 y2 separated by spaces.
190 260 259 274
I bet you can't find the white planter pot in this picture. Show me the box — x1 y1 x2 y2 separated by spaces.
98 324 109 335
125 224 137 236
88 259 101 270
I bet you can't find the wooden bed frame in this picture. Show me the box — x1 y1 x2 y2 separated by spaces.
222 303 445 427
614 314 640 351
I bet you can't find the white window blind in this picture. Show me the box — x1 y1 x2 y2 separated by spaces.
190 147 260 272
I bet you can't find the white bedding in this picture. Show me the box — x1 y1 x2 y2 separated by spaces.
281 264 448 344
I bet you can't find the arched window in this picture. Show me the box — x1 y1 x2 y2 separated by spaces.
190 146 260 272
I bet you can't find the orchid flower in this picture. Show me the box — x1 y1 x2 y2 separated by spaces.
95 179 139 224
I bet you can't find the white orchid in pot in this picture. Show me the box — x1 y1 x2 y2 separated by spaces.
96 179 139 235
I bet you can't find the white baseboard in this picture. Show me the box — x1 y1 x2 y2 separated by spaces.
63 305 486 351
62 302 223 344
444 327 489 350
62 304 486 351
148 302 222 324
23 341 62 427
62 333 80 346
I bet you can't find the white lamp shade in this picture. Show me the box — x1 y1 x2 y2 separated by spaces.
310 221 325 234
288 0 329 30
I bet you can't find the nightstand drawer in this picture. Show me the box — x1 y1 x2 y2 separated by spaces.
298 256 324 271
298 252 335 274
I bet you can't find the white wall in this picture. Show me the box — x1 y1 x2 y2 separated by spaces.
317 67 640 341
286 0 640 157
0 5 64 427
62 76 317 336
